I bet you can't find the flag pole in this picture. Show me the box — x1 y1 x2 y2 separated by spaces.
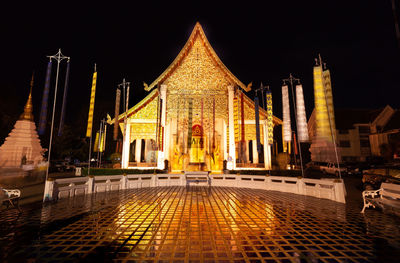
44 49 69 185
87 63 97 176
283 73 304 178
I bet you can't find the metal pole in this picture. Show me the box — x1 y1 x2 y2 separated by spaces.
45 49 69 183
88 63 96 176
88 135 92 175
97 121 102 168
118 79 130 169
283 73 305 178
318 55 342 180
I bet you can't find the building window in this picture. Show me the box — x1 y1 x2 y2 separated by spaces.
358 126 370 134
339 129 349 134
339 140 351 147
360 140 370 148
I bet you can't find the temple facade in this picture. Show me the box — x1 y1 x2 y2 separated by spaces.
109 23 282 172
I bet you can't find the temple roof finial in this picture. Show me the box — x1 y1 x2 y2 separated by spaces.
19 73 34 121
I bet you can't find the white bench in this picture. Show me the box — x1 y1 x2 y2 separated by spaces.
361 182 400 214
1 188 21 210
185 171 210 186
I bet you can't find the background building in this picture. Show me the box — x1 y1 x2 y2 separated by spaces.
308 105 400 163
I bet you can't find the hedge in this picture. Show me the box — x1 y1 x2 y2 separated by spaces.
82 168 167 176
226 169 302 177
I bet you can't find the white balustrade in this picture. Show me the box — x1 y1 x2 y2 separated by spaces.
43 174 346 203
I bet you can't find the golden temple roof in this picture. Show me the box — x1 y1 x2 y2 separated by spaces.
108 89 159 124
144 22 251 92
19 75 34 121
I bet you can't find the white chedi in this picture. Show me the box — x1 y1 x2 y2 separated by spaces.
0 81 44 168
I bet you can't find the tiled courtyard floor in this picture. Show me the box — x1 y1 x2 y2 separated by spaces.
1 178 400 262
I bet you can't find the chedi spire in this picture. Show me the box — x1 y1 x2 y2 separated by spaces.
19 74 34 121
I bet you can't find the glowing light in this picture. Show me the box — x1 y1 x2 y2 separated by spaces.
266 90 273 145
313 66 335 141
295 85 309 142
282 85 291 141
86 71 97 137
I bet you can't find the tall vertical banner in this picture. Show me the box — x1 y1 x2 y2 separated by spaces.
322 69 336 141
212 98 216 149
113 88 121 140
254 96 261 153
266 90 273 145
313 66 330 140
86 69 97 137
295 85 309 142
38 61 53 135
187 99 193 151
176 98 180 145
233 97 239 142
93 131 100 152
123 82 130 137
58 60 70 136
282 85 291 141
240 93 245 143
158 98 163 150
100 123 107 152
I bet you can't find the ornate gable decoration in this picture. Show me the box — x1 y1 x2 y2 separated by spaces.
109 89 159 124
144 22 251 92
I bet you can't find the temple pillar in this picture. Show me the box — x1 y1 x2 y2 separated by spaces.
144 139 148 162
157 84 167 169
245 140 249 163
121 123 131 169
227 85 236 170
252 140 259 164
263 122 271 170
223 120 227 161
165 121 171 162
135 139 142 163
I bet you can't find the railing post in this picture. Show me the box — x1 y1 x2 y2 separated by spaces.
265 174 271 190
122 174 127 190
297 177 304 195
43 178 55 202
88 176 94 194
69 182 75 198
180 173 185 186
151 173 157 187
333 179 346 203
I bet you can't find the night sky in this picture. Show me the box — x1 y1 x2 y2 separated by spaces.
1 1 400 142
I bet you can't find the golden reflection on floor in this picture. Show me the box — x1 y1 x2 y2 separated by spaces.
22 186 398 262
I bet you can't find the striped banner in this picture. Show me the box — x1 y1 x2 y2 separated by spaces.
101 123 107 152
266 90 273 145
58 60 70 136
38 61 52 135
233 97 239 142
212 98 216 149
282 85 292 141
254 96 261 153
86 70 97 137
323 69 336 141
113 88 121 140
93 131 100 152
313 66 328 139
240 92 245 142
295 85 309 142
187 99 193 150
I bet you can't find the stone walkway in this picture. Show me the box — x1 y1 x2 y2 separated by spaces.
1 178 400 262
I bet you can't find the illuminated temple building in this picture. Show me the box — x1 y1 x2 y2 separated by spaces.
109 23 282 172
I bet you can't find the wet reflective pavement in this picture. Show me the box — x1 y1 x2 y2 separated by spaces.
1 182 400 262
